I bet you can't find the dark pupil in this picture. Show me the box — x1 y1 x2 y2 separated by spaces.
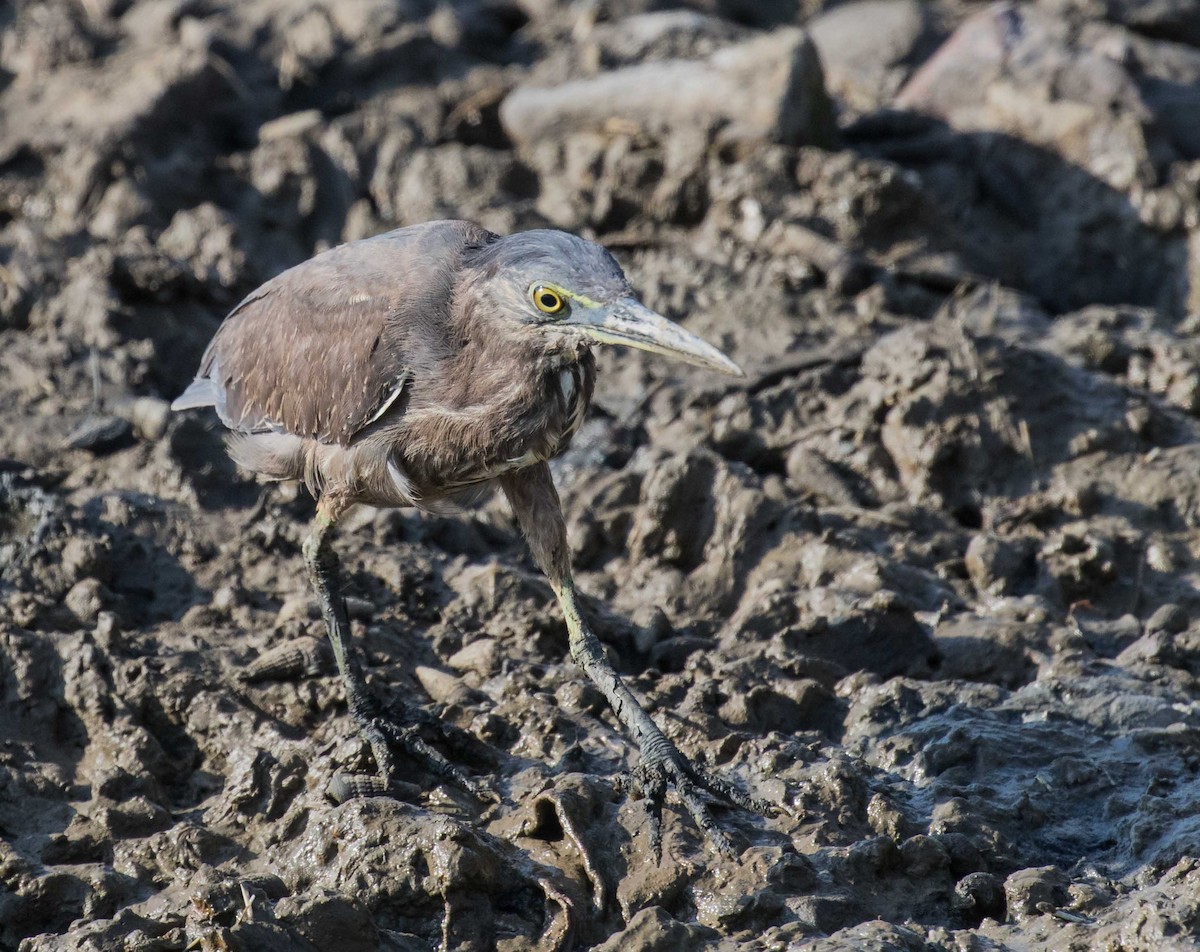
540 292 558 309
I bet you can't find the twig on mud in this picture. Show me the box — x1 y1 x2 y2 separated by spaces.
819 505 910 530
1051 909 1095 925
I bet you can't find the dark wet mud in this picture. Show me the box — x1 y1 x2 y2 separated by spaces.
4 0 1200 949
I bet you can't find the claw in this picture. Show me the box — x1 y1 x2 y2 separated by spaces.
676 777 735 859
646 786 665 864
346 692 494 803
633 761 668 863
368 712 492 801
686 763 777 818
618 734 774 860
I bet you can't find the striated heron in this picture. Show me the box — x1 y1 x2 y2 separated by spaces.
173 220 768 857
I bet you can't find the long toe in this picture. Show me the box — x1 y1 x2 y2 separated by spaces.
685 763 778 818
627 737 771 860
344 693 492 802
371 715 494 801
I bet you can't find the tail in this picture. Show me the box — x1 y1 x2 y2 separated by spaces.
171 378 217 412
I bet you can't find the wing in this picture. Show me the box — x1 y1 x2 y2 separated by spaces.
174 220 495 445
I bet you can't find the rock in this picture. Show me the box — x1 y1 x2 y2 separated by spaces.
1115 631 1178 669
64 578 111 626
447 637 499 681
1004 865 1070 919
953 871 1006 923
808 0 944 112
414 665 485 708
899 834 950 877
117 396 172 441
1146 603 1188 635
1092 0 1200 49
501 28 833 150
896 4 1157 187
965 533 1035 598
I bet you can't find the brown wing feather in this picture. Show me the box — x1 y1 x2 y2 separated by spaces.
191 221 494 445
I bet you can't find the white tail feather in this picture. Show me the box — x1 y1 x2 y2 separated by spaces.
171 378 218 411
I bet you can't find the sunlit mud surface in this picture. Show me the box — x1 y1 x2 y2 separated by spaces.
4 0 1200 948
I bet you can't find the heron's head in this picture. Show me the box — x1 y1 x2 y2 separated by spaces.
474 230 742 376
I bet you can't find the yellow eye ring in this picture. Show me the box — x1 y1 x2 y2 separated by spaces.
531 285 566 315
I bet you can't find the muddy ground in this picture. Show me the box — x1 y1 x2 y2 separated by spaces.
4 0 1200 948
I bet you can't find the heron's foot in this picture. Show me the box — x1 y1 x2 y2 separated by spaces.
347 692 494 803
615 735 774 862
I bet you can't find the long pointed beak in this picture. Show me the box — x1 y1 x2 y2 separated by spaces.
570 298 743 376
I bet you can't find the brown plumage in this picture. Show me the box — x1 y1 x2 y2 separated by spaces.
173 219 767 859
175 221 598 509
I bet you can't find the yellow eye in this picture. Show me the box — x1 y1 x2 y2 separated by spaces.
532 285 565 314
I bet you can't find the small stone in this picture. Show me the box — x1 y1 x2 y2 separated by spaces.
127 396 171 440
447 638 498 681
95 611 121 652
900 834 950 877
809 0 941 112
632 605 673 654
965 533 1031 598
500 28 833 150
1146 603 1187 636
1004 866 1069 920
61 536 112 585
276 595 315 626
953 871 1006 922
1116 632 1174 668
65 578 110 626
212 585 240 613
555 680 605 717
414 666 483 708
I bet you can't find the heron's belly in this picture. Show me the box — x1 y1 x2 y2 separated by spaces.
413 364 591 493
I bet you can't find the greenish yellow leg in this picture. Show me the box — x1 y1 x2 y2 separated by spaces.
301 498 481 796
